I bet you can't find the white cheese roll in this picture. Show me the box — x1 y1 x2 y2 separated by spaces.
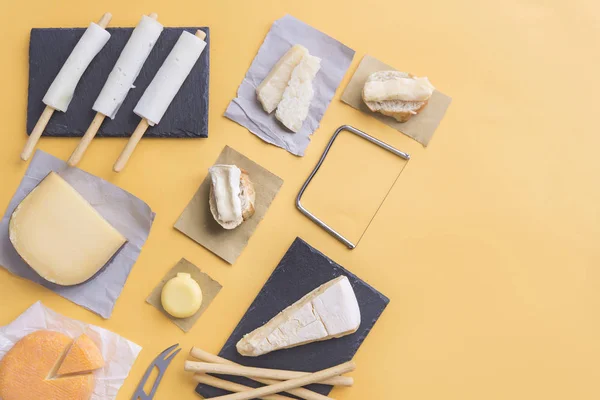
93 16 164 119
42 22 111 112
134 31 206 125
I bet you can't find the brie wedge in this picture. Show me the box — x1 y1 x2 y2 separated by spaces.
236 276 361 357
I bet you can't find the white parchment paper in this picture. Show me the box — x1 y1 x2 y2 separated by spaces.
0 150 155 319
224 14 355 156
0 301 142 400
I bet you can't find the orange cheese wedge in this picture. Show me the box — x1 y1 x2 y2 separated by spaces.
57 334 104 376
0 330 104 400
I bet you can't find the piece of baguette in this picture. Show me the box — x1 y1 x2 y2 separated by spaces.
209 168 255 230
362 71 430 122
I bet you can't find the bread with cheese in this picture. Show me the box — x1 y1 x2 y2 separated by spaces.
362 71 433 122
0 330 102 400
209 166 255 230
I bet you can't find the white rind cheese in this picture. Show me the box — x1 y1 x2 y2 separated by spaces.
134 31 206 125
209 165 243 225
93 15 164 119
236 276 361 357
275 54 321 133
363 75 435 102
43 22 111 112
9 172 126 286
256 45 309 113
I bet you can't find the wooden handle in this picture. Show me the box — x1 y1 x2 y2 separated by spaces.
113 118 149 172
21 105 54 161
185 361 353 387
97 12 112 28
206 362 356 400
195 29 206 40
68 112 106 166
193 374 291 400
189 347 335 400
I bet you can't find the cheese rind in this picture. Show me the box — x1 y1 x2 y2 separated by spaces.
209 165 243 225
93 15 164 119
9 172 126 286
275 54 321 133
134 31 206 125
236 276 361 357
57 334 104 376
256 45 309 113
43 22 111 112
363 76 435 102
161 273 203 318
0 331 96 400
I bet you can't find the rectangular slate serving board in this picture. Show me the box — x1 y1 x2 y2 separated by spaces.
196 237 390 398
27 26 210 138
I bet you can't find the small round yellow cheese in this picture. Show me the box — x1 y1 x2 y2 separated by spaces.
161 273 203 318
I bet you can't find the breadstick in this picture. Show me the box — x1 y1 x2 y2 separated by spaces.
185 361 353 387
205 361 356 400
193 374 292 400
190 347 336 400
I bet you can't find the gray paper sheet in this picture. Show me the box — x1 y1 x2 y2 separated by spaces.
224 15 355 156
0 151 155 318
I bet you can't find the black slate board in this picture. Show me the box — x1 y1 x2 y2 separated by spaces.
196 237 390 398
27 26 210 138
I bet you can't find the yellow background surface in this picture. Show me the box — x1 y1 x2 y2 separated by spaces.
1 0 599 398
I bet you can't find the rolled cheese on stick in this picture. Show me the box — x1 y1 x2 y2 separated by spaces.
93 15 163 119
134 30 206 125
43 22 111 112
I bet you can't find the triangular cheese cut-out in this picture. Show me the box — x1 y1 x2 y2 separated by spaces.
57 334 104 376
236 276 361 357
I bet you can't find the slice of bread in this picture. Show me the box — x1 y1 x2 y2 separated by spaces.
362 71 429 122
209 168 255 230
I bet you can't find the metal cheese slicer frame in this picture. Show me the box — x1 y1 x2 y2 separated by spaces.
296 125 410 249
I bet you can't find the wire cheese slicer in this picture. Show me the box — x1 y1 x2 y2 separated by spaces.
297 125 410 249
132 344 181 400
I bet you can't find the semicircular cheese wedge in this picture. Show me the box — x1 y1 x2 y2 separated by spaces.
236 276 361 357
9 172 127 286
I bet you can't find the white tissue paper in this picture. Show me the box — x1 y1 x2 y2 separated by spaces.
224 14 355 156
0 301 142 400
0 150 155 318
